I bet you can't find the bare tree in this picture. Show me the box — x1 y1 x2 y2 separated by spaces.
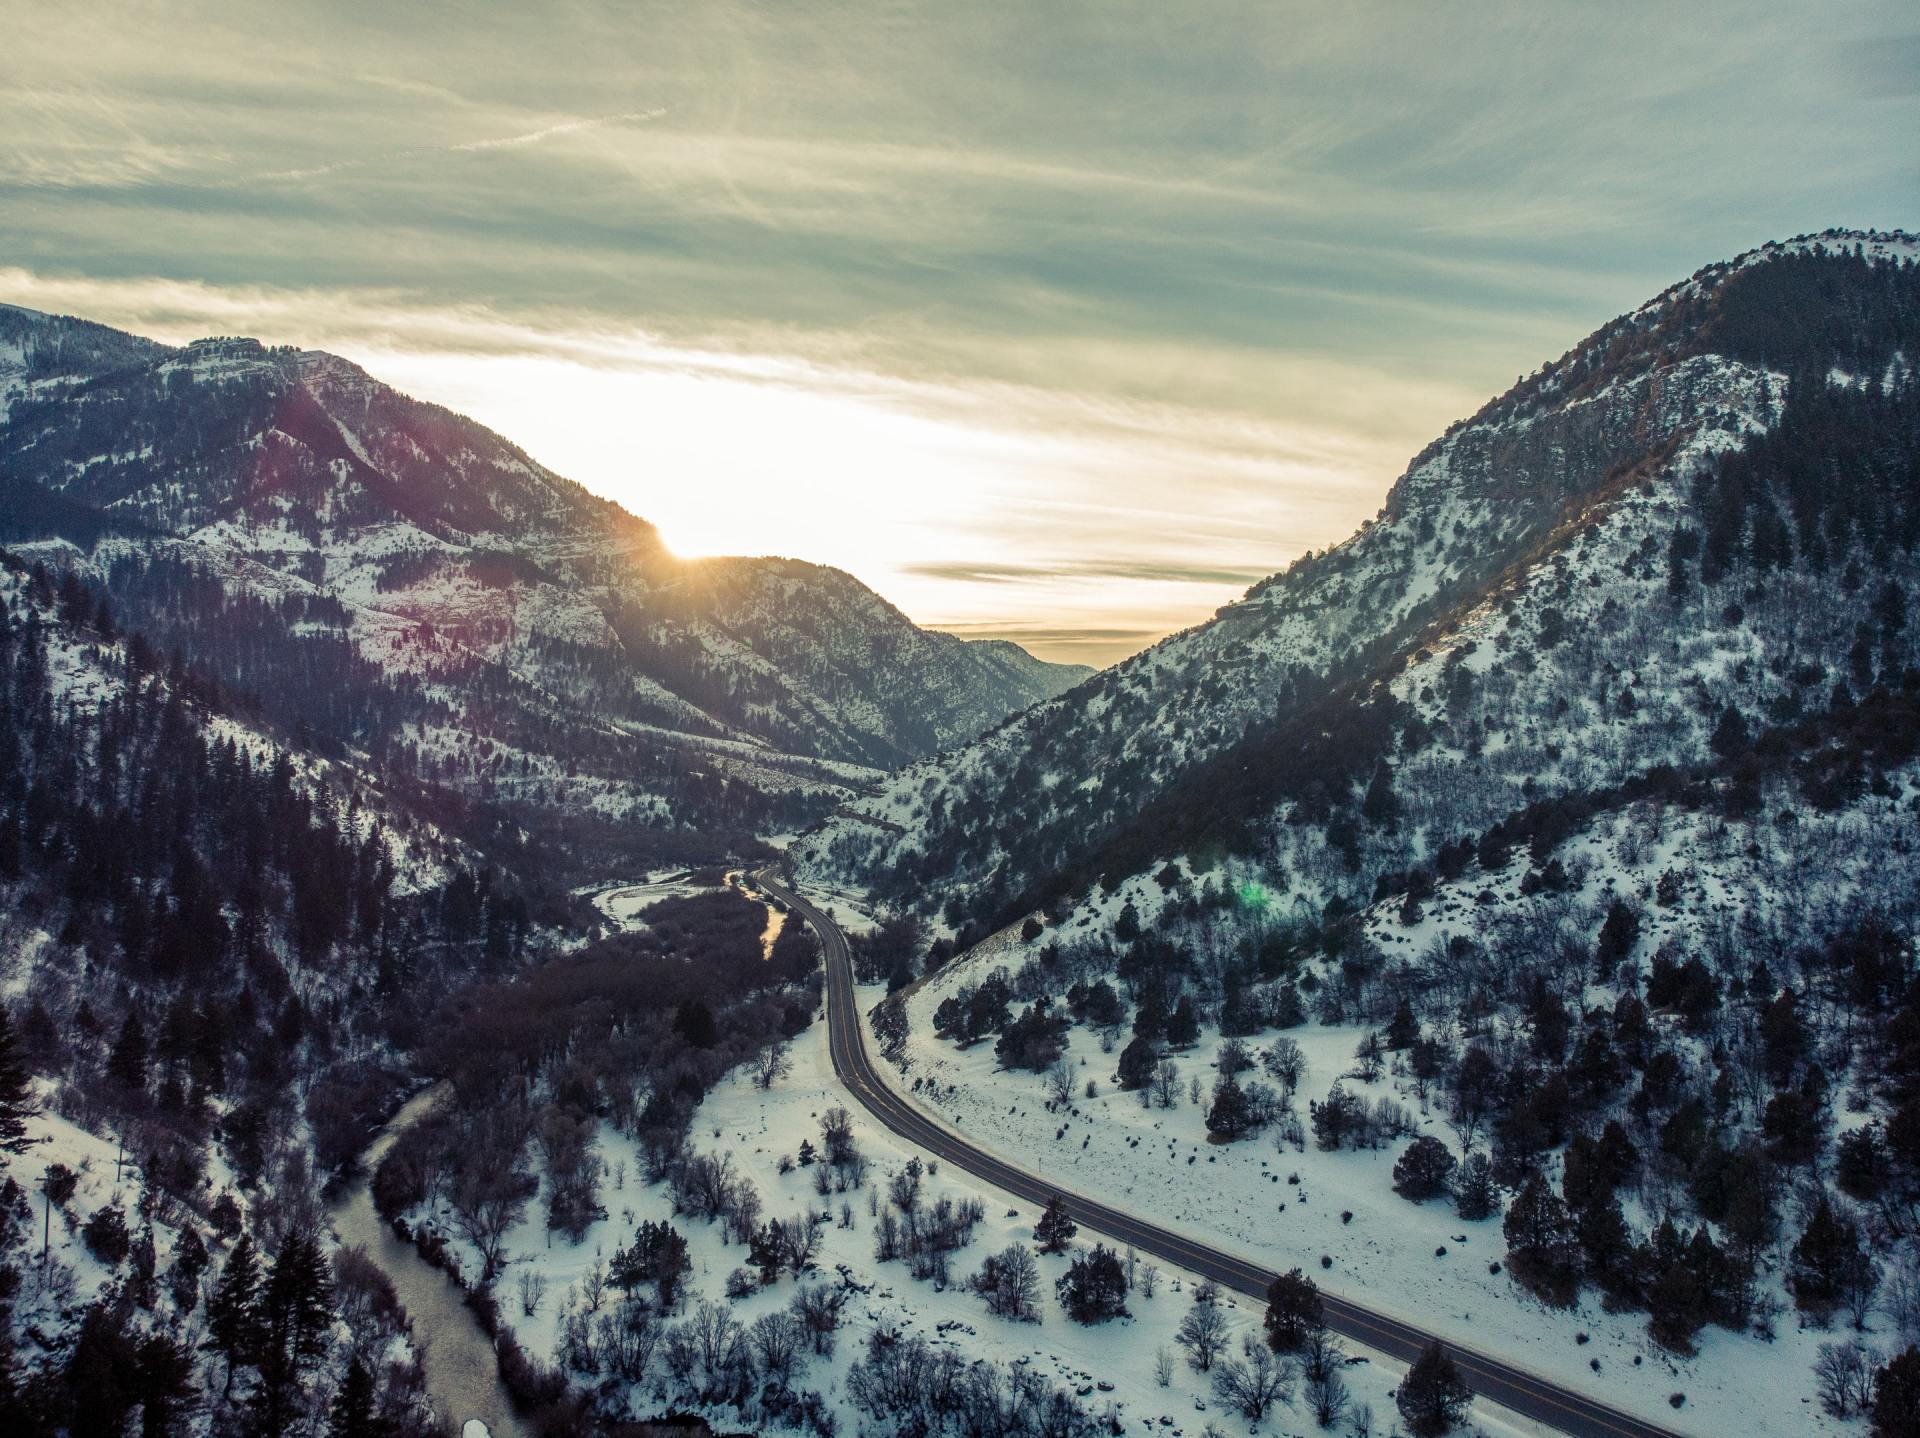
1152 1061 1180 1110
790 1282 847 1355
820 1106 857 1166
1212 1337 1292 1421
448 1162 537 1282
1177 1285 1232 1372
771 1211 826 1275
1814 1340 1878 1418
753 1042 794 1091
1301 1325 1348 1428
517 1268 548 1317
749 1310 806 1389
1045 1058 1076 1106
671 1151 739 1221
1883 1247 1920 1345
597 1302 659 1382
970 1243 1042 1322
683 1298 748 1402
1263 1037 1307 1093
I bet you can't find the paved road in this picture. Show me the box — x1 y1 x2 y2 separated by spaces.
755 868 1689 1438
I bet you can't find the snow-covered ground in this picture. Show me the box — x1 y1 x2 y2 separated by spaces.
419 1008 1536 1437
587 871 734 929
887 963 1855 1438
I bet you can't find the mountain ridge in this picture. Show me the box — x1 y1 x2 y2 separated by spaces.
792 227 1920 926
0 305 1092 839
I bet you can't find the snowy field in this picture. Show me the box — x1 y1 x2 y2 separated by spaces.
418 1006 1540 1438
890 963 1854 1438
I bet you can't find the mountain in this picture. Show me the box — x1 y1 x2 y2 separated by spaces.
799 229 1920 1405
0 306 1090 857
793 229 1920 928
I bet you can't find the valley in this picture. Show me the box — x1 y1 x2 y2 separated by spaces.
3 229 1919 1438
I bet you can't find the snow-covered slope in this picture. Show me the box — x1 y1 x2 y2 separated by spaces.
0 309 1089 789
793 229 1920 923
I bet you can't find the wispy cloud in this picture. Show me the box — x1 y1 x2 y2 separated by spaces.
448 108 667 151
1 1 1912 661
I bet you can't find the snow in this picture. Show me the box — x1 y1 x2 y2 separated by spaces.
414 1006 1537 1438
882 986 1860 1437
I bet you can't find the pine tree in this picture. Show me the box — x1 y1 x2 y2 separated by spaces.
1263 1268 1324 1350
135 1332 198 1438
1362 760 1399 825
205 1233 264 1397
1789 1199 1871 1322
1054 1244 1128 1323
326 1357 382 1438
107 1010 149 1093
1393 1136 1457 1200
1117 1034 1159 1090
0 1003 36 1153
1451 1152 1499 1220
1165 996 1200 1048
252 1230 335 1434
1873 1346 1920 1438
1034 1194 1077 1254
1204 1078 1254 1140
1502 1173 1582 1305
1397 1341 1472 1435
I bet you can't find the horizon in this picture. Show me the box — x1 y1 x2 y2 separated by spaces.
4 3 1915 664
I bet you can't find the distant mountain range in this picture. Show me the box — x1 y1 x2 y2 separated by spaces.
0 304 1090 854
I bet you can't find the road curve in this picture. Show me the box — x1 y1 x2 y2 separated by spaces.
755 868 1689 1438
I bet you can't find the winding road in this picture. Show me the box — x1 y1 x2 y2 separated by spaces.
755 868 1688 1438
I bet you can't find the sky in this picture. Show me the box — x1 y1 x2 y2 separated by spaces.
1 3 1915 665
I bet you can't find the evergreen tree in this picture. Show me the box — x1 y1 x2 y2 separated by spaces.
1385 997 1419 1049
1204 1078 1254 1140
1034 1194 1077 1254
1451 1152 1499 1221
1502 1173 1581 1306
1393 1136 1457 1200
1116 1034 1159 1090
0 1004 36 1153
251 1230 334 1435
1873 1346 1920 1438
1165 996 1200 1048
1263 1268 1323 1350
325 1358 383 1438
1594 900 1640 976
1055 1244 1128 1323
1789 1199 1871 1322
107 1011 149 1093
205 1234 264 1397
1361 760 1399 825
135 1333 197 1438
672 998 718 1049
1397 1341 1472 1436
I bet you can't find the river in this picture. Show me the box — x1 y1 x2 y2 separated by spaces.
327 1082 528 1438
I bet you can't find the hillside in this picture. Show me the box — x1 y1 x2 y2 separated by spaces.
0 308 1089 853
783 230 1920 1428
793 229 1920 925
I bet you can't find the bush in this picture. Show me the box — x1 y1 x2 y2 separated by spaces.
82 1206 131 1264
1056 1245 1129 1323
1393 1136 1457 1200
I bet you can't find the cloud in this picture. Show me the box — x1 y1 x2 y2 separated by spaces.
1 2 1912 661
904 560 1276 588
449 108 668 152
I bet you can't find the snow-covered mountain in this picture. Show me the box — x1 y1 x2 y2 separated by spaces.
0 306 1090 842
793 229 1920 928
